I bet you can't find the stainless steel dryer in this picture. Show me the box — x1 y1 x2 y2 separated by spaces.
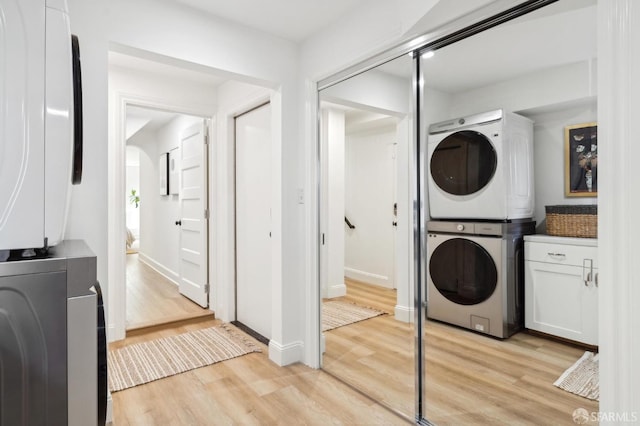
426 220 535 338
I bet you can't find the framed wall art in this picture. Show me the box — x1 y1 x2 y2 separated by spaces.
169 148 180 195
159 152 169 195
565 122 597 197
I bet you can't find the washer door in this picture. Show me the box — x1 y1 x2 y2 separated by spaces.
430 130 497 196
429 237 497 305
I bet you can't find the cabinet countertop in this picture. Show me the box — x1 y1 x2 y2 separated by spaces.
524 234 597 247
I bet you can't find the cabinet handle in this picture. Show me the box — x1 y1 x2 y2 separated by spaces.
595 272 599 287
547 252 566 259
583 259 593 286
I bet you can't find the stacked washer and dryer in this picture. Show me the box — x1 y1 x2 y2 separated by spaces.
426 109 536 338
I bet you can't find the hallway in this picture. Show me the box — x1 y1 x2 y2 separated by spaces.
126 253 212 331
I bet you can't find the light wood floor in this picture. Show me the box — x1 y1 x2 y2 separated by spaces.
323 279 414 418
324 278 599 425
126 253 212 331
115 274 598 425
111 319 409 425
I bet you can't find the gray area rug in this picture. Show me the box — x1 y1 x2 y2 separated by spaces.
108 323 261 392
553 351 599 401
322 300 386 332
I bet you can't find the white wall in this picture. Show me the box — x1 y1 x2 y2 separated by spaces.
395 117 414 322
322 68 411 116
320 108 346 299
300 0 442 81
526 101 597 225
598 0 640 417
344 125 396 288
109 66 219 115
127 130 156 256
448 60 597 118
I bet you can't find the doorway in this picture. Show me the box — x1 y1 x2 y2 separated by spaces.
234 102 273 342
124 105 211 330
108 48 284 344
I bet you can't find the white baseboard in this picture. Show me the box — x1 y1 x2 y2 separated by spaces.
107 323 125 343
138 252 179 286
327 283 346 298
268 340 304 366
394 305 415 323
106 392 113 424
344 267 391 288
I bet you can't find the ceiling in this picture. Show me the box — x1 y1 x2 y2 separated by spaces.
171 0 366 42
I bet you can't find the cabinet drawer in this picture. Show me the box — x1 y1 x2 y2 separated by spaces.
525 241 598 268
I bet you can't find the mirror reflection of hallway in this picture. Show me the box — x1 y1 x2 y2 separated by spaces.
320 53 415 420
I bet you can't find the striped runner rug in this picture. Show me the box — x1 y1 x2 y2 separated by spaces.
322 300 386 332
553 351 599 401
108 323 261 392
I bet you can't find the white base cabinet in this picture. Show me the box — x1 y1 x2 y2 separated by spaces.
524 235 598 346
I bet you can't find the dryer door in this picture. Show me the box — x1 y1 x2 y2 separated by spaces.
430 130 497 196
429 236 498 305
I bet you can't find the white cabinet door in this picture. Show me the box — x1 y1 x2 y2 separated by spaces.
525 260 598 345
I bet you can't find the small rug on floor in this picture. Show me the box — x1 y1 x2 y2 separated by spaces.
322 300 386 331
108 323 261 392
553 351 599 401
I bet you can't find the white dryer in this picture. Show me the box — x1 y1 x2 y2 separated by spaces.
427 109 534 220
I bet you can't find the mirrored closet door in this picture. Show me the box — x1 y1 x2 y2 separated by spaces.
419 0 599 423
318 53 416 420
319 0 599 423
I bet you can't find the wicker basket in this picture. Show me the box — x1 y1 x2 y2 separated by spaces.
545 205 597 238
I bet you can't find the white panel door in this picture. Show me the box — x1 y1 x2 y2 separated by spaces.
235 103 272 340
178 121 208 308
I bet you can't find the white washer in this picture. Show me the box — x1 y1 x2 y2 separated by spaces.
427 109 534 220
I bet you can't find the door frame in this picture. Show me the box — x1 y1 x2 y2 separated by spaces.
215 90 286 365
108 91 215 341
